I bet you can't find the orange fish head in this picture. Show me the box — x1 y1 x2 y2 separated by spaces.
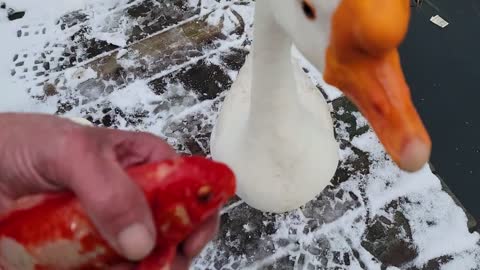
147 156 236 235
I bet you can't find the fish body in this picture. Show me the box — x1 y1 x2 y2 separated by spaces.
0 156 236 270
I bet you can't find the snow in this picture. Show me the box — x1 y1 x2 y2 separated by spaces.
6 0 94 21
0 0 111 113
1 0 479 269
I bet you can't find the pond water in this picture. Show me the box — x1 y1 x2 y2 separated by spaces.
400 0 480 220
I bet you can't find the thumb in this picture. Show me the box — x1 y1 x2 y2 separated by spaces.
63 149 156 261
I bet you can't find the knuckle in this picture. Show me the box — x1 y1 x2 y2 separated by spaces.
57 126 93 155
89 190 129 221
133 131 158 142
88 183 144 223
48 127 95 184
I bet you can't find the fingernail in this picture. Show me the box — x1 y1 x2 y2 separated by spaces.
118 223 155 261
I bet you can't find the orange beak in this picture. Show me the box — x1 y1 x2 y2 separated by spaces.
324 0 431 172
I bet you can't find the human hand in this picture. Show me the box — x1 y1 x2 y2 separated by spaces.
0 113 219 269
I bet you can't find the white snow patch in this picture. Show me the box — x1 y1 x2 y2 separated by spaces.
108 80 161 109
5 0 89 22
404 190 480 264
352 111 369 129
0 17 49 112
64 67 98 89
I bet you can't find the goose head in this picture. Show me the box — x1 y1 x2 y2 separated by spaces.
267 0 430 172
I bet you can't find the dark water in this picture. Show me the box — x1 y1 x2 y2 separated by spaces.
399 0 480 219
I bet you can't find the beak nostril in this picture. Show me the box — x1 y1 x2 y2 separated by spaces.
372 102 384 116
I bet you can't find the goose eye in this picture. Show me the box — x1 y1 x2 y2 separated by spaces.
302 0 316 20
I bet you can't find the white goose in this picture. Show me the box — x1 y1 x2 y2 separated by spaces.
210 0 431 213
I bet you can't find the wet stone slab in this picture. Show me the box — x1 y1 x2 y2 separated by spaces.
7 1 479 269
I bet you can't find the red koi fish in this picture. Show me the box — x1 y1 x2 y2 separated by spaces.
0 156 236 270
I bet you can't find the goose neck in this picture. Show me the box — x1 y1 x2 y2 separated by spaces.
249 1 302 124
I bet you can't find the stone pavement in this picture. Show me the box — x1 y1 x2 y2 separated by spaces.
8 0 479 269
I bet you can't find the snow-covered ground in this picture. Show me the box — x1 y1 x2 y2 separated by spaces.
0 0 479 269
